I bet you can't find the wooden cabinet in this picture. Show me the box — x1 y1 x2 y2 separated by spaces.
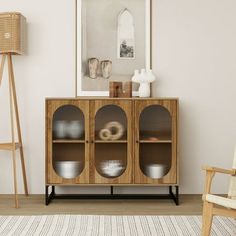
45 98 179 204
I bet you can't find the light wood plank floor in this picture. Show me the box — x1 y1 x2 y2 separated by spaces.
0 195 203 216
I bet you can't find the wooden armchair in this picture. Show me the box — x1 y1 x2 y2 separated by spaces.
202 147 236 236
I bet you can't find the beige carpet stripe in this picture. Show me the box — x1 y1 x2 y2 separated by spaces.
218 217 234 234
0 215 235 236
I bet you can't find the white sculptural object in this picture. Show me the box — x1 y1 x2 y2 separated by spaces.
132 69 156 97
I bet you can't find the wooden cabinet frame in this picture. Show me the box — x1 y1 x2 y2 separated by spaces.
45 98 179 205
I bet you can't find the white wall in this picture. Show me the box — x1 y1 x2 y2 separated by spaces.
0 0 236 194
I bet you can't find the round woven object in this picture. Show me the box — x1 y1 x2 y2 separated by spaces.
99 129 112 141
104 121 124 140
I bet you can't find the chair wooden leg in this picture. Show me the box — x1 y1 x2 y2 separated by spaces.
202 201 213 236
8 54 28 196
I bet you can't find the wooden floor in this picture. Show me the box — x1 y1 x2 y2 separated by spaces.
0 195 203 216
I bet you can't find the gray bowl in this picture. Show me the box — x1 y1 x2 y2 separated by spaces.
53 120 68 139
54 161 83 179
101 166 125 177
67 121 84 139
144 164 169 179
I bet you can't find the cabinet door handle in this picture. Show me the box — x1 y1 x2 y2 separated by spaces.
136 140 139 143
86 140 89 143
91 140 94 144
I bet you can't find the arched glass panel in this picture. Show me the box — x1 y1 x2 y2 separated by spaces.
139 105 172 179
95 105 127 178
52 105 85 179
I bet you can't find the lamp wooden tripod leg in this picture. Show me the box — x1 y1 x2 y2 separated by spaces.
0 54 28 208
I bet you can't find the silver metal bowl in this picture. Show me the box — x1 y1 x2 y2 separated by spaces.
67 120 84 139
100 160 125 177
101 166 125 177
144 164 169 179
53 120 68 139
54 161 83 179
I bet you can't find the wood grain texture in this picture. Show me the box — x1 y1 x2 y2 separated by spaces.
202 164 236 235
134 99 178 184
46 97 179 101
109 82 132 98
202 201 213 236
109 82 122 98
0 54 28 208
0 54 6 86
8 54 28 196
0 143 21 151
0 194 202 215
46 100 90 185
8 55 18 208
90 100 133 184
46 98 178 186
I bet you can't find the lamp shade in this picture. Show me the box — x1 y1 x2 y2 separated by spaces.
0 12 26 55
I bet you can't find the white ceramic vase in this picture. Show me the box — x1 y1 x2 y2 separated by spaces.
139 83 151 97
131 69 156 98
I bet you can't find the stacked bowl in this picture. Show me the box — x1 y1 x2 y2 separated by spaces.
100 160 125 178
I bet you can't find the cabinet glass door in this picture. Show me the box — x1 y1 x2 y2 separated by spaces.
47 100 89 184
134 100 178 184
90 100 132 184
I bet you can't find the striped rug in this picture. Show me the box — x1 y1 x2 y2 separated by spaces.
0 215 235 236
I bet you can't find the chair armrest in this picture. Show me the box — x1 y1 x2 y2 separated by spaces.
202 166 236 176
202 166 236 198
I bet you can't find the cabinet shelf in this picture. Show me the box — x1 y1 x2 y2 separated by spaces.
95 140 128 144
139 140 172 144
53 140 85 144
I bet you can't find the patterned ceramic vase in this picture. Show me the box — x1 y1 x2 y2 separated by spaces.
101 60 112 79
88 58 99 79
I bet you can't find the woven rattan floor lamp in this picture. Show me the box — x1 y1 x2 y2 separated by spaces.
0 12 28 208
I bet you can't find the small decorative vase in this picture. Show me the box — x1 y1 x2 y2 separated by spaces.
131 69 156 98
101 60 112 79
139 83 151 97
88 58 99 79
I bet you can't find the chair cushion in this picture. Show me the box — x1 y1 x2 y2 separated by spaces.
206 194 236 209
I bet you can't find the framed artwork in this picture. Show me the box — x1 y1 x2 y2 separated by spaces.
76 0 152 96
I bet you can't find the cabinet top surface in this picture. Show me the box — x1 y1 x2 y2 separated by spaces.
45 97 179 101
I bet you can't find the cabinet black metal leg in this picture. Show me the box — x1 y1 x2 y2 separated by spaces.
169 186 179 205
45 186 49 205
45 185 179 205
45 185 55 205
52 185 55 195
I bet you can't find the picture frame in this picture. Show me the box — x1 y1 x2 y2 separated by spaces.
76 0 152 97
